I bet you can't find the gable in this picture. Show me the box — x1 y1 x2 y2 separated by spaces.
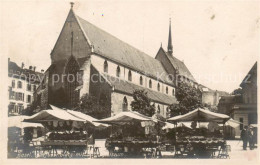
51 10 92 63
156 48 196 82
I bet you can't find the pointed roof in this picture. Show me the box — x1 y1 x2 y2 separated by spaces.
240 62 257 87
75 15 173 85
167 18 173 55
159 47 196 82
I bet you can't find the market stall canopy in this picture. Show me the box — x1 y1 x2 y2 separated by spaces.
250 124 258 128
225 119 241 128
167 108 230 122
94 111 152 125
50 105 108 128
23 109 85 123
8 115 43 128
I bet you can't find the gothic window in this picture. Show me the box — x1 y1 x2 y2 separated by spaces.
157 83 160 91
116 66 120 77
65 56 80 108
18 81 22 88
149 79 152 88
122 96 128 111
128 71 132 81
166 86 168 94
104 60 108 73
172 89 175 96
140 76 143 85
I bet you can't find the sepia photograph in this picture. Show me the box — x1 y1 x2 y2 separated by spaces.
1 0 259 163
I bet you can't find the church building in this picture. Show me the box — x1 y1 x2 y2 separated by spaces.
35 3 197 118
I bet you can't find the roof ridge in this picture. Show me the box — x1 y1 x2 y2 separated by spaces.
76 15 169 69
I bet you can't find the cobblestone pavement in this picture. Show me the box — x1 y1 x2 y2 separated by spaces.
95 139 258 160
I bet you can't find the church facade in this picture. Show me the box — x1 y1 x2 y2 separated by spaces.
35 4 198 118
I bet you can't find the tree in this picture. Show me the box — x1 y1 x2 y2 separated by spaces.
75 94 110 119
130 89 155 117
169 82 203 117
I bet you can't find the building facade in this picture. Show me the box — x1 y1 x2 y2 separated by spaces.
8 59 43 116
231 62 257 138
35 4 200 118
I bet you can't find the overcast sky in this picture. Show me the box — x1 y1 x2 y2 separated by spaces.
2 0 259 93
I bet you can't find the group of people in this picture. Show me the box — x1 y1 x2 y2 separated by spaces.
240 126 257 150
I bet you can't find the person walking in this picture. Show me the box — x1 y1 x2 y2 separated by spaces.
240 126 248 150
248 128 254 150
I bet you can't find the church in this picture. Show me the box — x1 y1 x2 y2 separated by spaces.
35 3 198 118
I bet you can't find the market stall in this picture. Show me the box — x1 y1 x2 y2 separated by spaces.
95 111 163 158
23 105 107 158
8 115 44 158
167 108 231 158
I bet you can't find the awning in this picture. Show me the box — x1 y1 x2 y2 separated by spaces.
8 115 43 128
95 111 152 125
50 105 109 128
23 109 85 123
167 108 230 122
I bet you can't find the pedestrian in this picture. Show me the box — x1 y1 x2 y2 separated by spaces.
240 126 248 150
248 128 254 150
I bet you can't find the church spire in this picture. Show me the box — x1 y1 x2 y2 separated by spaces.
167 18 173 55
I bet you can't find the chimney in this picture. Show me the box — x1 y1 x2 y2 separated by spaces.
41 69 44 73
33 66 36 72
21 62 24 69
8 58 10 63
29 66 32 70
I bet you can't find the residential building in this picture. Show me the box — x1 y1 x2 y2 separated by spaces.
8 58 43 116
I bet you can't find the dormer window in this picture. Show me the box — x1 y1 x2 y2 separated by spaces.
104 60 108 73
116 66 120 77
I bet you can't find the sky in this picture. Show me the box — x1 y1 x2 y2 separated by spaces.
1 0 259 93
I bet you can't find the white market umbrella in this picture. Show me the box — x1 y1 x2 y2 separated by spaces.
50 105 109 128
167 108 230 123
23 109 85 123
8 115 43 128
95 111 152 125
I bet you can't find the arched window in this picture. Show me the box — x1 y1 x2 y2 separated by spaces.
103 60 108 73
128 71 132 81
122 96 128 111
166 87 168 94
18 81 22 88
65 56 80 108
172 88 175 96
140 76 143 85
149 79 152 88
116 66 120 77
157 83 160 91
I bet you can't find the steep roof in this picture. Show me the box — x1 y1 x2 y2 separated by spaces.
240 62 257 87
76 15 173 85
101 73 178 105
161 48 196 82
